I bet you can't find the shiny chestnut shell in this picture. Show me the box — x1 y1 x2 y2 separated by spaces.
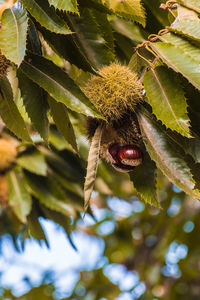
108 143 142 172
118 145 142 161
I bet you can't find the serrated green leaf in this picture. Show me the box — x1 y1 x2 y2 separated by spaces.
137 109 200 200
21 0 72 34
114 32 134 61
39 146 84 181
17 150 47 176
67 7 115 69
143 66 190 137
176 0 200 14
150 41 200 91
0 76 31 142
27 19 42 55
7 168 32 223
128 52 144 77
170 19 200 43
130 150 159 207
18 69 49 142
40 205 77 250
38 25 95 73
111 17 145 43
143 0 169 26
25 172 76 217
20 52 104 119
48 96 78 153
92 9 115 53
49 127 69 150
103 0 146 27
160 33 200 64
6 66 19 102
78 0 112 14
0 7 28 65
48 0 79 14
84 124 103 213
27 205 49 247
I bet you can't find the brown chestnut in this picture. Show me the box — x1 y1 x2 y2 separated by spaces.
118 145 142 161
107 143 143 172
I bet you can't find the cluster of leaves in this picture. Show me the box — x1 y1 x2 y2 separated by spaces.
1 183 200 299
0 0 200 246
0 0 147 247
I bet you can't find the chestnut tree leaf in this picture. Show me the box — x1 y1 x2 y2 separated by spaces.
143 66 191 137
102 0 146 27
67 7 115 70
150 41 200 91
48 96 78 153
17 150 47 176
21 0 72 34
130 150 160 207
84 124 103 213
137 109 200 200
170 19 200 43
38 25 95 73
25 172 76 217
0 76 31 142
48 0 79 14
18 69 49 142
0 6 28 65
159 33 200 64
7 167 32 223
20 52 104 119
176 0 200 14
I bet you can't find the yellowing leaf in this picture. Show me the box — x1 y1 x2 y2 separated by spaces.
84 124 103 213
7 167 32 223
48 0 79 14
103 0 146 26
143 66 190 137
0 6 28 65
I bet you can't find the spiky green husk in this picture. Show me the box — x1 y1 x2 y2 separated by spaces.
0 52 10 78
84 63 143 121
0 139 17 171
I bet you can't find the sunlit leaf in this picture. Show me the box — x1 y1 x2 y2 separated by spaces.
0 6 28 65
20 52 104 119
111 17 145 43
48 0 79 14
39 146 84 181
0 76 31 142
84 124 103 213
143 66 190 137
48 96 78 153
150 41 200 90
137 109 200 200
176 0 200 14
102 0 146 26
18 69 49 142
38 25 95 73
160 33 200 64
67 7 115 69
7 167 32 223
25 172 76 217
21 0 72 34
17 150 47 176
170 19 200 43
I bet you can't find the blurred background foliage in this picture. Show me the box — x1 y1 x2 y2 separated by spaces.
1 183 200 299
